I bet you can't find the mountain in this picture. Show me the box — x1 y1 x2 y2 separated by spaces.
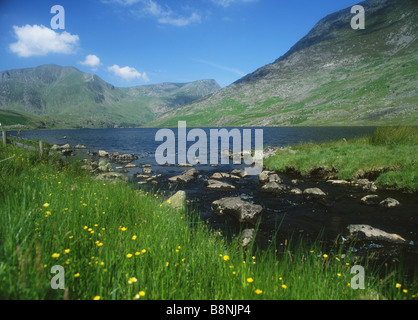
150 0 418 127
0 64 220 128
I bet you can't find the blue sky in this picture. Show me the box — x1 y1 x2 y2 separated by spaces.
0 0 361 88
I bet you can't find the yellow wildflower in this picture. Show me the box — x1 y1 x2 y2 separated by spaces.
223 255 230 261
126 253 133 258
247 278 254 283
255 289 263 295
51 253 60 259
93 296 100 300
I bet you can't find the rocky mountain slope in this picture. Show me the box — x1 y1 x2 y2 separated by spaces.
151 0 417 127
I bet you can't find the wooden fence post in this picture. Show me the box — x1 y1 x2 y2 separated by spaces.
39 140 43 157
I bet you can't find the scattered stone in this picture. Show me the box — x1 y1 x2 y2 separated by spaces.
211 197 263 224
183 168 199 176
109 153 138 164
268 174 282 184
327 179 349 185
289 188 303 195
136 174 149 179
116 166 124 170
74 144 86 149
95 172 127 181
262 146 280 159
211 172 230 179
345 224 406 244
125 163 137 169
258 171 270 184
178 163 194 167
205 179 235 190
230 169 248 178
168 174 195 183
379 197 400 208
360 195 380 205
141 164 152 168
143 167 153 175
351 179 377 192
260 182 287 193
241 228 255 247
137 181 148 185
303 187 326 199
98 150 109 157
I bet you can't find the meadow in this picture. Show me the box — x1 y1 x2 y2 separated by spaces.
0 137 416 300
264 126 418 193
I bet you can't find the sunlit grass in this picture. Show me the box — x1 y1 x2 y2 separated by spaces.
264 127 418 193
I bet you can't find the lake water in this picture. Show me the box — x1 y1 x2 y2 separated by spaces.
10 126 418 269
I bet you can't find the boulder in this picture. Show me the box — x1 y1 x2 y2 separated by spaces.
345 224 406 244
166 191 186 210
379 197 400 208
205 179 235 190
303 187 326 199
211 197 263 224
241 228 255 247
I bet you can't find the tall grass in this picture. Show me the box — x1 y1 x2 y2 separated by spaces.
0 143 416 300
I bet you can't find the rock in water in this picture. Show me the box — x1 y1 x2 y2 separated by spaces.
360 195 380 205
346 224 406 244
205 180 235 190
167 191 186 210
303 187 326 199
260 182 287 193
211 197 263 224
379 197 400 208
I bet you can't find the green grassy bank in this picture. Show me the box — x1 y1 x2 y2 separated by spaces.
264 127 418 193
0 141 416 300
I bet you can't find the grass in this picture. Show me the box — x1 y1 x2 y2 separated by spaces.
264 127 418 193
0 142 417 300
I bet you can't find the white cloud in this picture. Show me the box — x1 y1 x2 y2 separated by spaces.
9 24 79 57
79 54 102 70
212 0 258 8
108 64 149 82
142 0 201 27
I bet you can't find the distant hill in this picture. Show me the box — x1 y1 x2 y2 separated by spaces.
150 0 418 127
0 64 220 128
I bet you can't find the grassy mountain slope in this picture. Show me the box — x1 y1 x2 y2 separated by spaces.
151 0 418 127
0 64 220 128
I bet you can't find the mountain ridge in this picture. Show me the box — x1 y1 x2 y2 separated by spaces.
0 64 220 128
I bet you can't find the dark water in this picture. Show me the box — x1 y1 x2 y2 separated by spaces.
11 127 418 270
